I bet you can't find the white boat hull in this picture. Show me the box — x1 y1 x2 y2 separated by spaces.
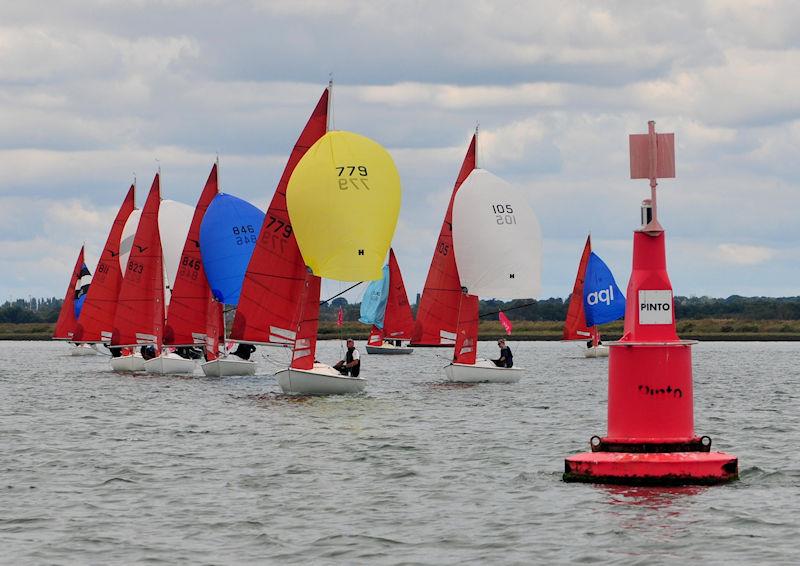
583 345 609 358
110 354 145 372
143 353 197 375
201 356 257 377
70 344 98 356
365 343 414 355
444 359 523 383
275 363 366 395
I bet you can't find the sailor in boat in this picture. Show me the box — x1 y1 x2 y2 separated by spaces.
333 339 361 377
110 346 122 358
232 343 256 360
586 338 603 349
175 346 203 359
491 338 514 368
141 345 157 360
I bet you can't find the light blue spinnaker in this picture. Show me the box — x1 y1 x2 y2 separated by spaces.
358 264 390 328
199 193 265 305
583 252 626 326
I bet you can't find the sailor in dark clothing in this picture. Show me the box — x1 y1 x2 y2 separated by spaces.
176 346 203 359
333 339 361 377
110 346 122 358
492 338 513 368
232 343 256 360
141 345 157 360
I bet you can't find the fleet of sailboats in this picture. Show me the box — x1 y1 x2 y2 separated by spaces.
51 83 622 393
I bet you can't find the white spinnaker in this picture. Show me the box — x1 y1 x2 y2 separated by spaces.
452 169 542 299
119 210 142 272
159 199 194 307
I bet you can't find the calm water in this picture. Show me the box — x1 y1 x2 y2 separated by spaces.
1 340 798 564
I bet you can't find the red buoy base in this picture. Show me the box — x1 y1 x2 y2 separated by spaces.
564 451 738 486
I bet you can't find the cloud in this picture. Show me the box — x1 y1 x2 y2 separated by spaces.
717 243 777 265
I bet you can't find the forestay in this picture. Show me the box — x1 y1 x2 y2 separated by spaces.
286 131 402 282
451 169 542 299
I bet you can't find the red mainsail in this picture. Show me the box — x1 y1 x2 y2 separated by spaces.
289 272 321 370
231 88 328 347
412 135 476 345
453 293 479 365
111 174 165 348
73 185 136 343
164 164 223 347
382 249 415 341
53 246 86 340
562 235 596 341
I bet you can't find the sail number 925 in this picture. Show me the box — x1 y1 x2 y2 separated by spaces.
492 204 516 225
336 165 370 190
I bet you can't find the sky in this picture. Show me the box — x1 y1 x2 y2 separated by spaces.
2 0 800 304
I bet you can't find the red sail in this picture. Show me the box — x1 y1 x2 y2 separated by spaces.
290 272 321 370
53 246 86 340
368 325 384 346
73 186 136 343
111 174 165 348
383 249 415 340
453 293 479 365
412 135 476 345
204 306 224 361
164 164 222 347
231 88 328 346
562 235 596 341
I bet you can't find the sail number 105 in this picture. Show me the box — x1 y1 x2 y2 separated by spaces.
336 165 370 190
492 204 516 225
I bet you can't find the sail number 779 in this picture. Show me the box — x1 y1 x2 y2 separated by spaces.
335 165 370 190
492 204 516 225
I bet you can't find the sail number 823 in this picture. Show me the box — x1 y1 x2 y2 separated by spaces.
336 165 370 190
492 204 516 225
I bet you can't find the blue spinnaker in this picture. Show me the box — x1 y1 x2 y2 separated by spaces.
583 252 626 326
200 193 265 305
358 264 390 328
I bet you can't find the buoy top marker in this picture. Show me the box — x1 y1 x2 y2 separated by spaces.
629 121 675 235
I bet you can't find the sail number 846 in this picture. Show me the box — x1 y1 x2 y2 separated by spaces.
492 204 516 225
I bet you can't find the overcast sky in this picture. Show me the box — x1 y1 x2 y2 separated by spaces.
2 0 800 304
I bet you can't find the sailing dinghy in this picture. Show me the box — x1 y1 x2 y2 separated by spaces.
443 136 543 383
359 249 415 354
198 183 265 376
411 136 476 347
72 185 136 357
279 98 401 394
563 235 626 358
150 165 224 375
53 246 94 354
110 174 164 372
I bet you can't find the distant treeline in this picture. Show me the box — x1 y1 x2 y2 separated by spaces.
5 295 800 324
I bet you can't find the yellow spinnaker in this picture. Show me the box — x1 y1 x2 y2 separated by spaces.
287 131 402 281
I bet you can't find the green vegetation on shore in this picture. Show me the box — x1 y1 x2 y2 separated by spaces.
9 319 800 341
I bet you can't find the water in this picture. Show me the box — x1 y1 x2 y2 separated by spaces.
1 340 798 564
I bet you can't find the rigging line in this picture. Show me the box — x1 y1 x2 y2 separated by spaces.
320 281 363 304
478 301 538 319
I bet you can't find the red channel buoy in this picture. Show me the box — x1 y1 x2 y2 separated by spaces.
563 121 738 485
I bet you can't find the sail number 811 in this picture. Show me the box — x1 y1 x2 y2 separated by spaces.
336 165 370 190
492 204 516 225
